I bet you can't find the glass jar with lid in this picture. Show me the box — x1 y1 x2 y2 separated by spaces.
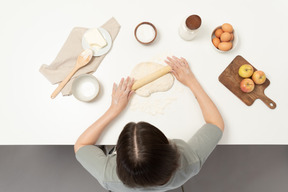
179 15 202 41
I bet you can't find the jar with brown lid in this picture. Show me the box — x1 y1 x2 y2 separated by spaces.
179 15 202 41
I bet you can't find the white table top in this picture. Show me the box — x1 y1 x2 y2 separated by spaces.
1 0 287 144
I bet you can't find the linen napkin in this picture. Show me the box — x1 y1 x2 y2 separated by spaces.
39 17 120 96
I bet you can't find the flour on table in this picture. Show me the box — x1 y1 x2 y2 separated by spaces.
130 62 174 97
130 96 176 115
129 53 185 116
129 83 185 115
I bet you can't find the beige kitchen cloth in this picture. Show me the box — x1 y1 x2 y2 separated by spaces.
39 17 120 96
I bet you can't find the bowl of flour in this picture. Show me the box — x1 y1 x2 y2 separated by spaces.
134 22 157 44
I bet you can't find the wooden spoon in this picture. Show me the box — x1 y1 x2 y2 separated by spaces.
51 49 94 99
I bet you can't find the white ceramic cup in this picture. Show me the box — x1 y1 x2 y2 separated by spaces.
72 74 100 102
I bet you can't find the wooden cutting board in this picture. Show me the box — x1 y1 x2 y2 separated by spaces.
218 55 276 109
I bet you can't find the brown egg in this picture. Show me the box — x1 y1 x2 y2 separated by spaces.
230 33 234 41
220 32 232 42
212 37 220 48
222 23 233 33
218 42 233 51
215 28 223 38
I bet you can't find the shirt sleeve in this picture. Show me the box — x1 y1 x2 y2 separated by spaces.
75 145 107 183
187 123 223 167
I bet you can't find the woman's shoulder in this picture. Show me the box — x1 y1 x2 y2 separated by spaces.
170 139 201 166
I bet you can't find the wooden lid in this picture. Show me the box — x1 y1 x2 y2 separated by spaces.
185 15 201 30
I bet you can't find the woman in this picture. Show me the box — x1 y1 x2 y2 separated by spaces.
74 56 224 192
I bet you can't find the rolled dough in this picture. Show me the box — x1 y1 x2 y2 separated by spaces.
130 62 174 97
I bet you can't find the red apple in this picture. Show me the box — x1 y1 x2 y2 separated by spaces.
240 78 255 93
252 71 266 85
238 64 254 78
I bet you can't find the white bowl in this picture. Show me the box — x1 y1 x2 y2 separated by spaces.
211 25 238 53
72 74 100 102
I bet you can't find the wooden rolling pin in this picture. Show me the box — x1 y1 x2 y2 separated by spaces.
131 65 172 90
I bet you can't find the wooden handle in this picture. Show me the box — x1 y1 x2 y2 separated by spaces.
132 66 172 90
258 94 277 109
51 68 78 99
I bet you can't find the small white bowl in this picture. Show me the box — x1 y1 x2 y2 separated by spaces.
211 25 238 53
72 74 100 102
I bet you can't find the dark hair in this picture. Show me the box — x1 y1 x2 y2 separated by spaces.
116 121 180 188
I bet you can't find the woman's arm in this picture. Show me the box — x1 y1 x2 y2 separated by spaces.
74 77 134 153
165 56 224 131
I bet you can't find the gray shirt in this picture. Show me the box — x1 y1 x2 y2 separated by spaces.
76 123 223 192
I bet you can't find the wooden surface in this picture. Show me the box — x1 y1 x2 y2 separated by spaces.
219 55 276 109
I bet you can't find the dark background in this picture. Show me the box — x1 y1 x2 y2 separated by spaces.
0 145 287 192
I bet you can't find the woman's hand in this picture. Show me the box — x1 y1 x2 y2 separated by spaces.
74 77 134 153
165 56 195 87
110 77 135 115
166 56 224 131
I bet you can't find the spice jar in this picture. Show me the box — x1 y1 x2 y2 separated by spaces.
179 15 202 41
